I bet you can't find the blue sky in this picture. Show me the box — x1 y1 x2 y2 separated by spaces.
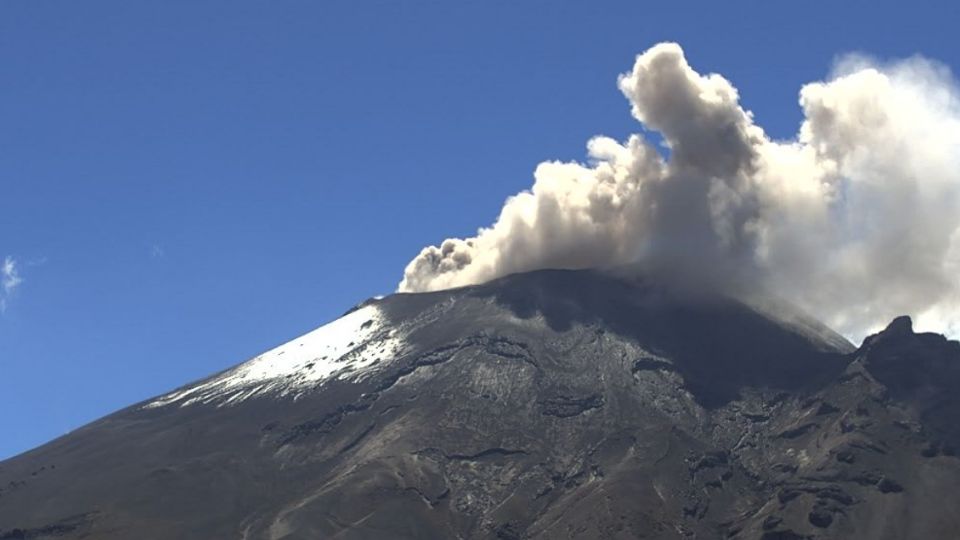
2 0 958 459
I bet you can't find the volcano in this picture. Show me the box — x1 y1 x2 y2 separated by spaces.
2 269 959 539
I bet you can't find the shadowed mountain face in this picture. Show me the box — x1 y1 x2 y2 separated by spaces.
2 269 959 539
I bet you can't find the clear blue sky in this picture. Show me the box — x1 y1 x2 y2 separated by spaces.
2 0 958 459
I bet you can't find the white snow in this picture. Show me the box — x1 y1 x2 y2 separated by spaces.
146 303 406 408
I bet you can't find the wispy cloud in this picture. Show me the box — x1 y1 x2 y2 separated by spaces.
150 244 165 259
1 256 23 313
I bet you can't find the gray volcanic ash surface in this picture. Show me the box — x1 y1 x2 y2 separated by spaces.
1 269 959 539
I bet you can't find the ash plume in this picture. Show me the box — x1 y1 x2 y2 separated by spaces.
399 43 960 341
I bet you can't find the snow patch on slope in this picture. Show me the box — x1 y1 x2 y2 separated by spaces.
146 303 406 408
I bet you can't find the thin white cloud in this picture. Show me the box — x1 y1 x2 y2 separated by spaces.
1 256 23 313
399 43 960 342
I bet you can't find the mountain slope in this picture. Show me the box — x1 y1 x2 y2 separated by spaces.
1 269 958 539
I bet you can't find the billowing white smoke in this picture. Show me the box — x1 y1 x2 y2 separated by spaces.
399 43 960 341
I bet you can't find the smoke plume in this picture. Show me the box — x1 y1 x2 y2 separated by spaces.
399 43 960 341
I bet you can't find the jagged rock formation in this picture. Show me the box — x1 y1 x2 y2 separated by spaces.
1 269 958 539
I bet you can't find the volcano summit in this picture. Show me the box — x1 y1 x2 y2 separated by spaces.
2 269 959 539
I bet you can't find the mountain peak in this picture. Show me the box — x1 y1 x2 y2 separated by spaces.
2 268 959 539
882 315 914 337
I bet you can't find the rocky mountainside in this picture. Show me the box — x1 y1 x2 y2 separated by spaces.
1 269 958 539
